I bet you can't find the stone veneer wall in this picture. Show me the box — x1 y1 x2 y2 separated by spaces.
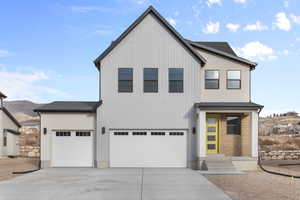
260 150 300 160
20 146 40 158
219 113 251 156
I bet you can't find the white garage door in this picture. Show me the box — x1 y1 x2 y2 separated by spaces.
52 131 93 167
110 130 187 167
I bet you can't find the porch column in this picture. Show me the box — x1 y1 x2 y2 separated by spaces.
251 111 259 157
197 110 206 158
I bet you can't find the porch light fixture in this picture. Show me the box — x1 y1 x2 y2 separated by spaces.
102 127 106 135
43 128 47 135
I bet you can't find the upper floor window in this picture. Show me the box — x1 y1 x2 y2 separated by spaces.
144 68 158 93
169 68 184 93
227 71 241 89
205 70 219 89
118 68 133 93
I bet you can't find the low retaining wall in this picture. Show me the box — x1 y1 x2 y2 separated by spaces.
19 146 40 158
260 150 300 160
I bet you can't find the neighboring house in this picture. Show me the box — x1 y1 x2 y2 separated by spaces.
35 6 263 170
0 92 21 158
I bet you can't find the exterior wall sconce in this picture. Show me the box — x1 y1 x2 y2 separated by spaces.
102 127 106 135
43 128 47 135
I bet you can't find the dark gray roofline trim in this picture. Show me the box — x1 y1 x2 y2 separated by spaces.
188 42 257 69
93 6 206 68
195 102 264 111
0 92 7 98
34 110 97 113
0 107 21 128
4 128 21 135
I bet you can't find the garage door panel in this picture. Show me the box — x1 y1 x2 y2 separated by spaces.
52 131 93 167
110 130 187 168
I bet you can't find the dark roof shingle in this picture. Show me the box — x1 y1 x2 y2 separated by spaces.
34 101 101 113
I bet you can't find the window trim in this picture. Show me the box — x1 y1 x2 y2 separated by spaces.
118 68 133 93
143 68 158 93
168 68 184 93
3 131 7 147
205 70 220 89
226 70 241 89
226 115 241 135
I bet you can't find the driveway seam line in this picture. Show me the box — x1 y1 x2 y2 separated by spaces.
141 168 144 200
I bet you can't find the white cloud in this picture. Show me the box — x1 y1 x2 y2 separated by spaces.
290 14 300 25
243 21 268 31
0 68 68 102
0 49 14 57
206 0 221 7
174 11 180 16
296 37 300 42
284 0 289 8
226 23 240 32
167 18 177 26
92 29 113 36
235 41 277 61
203 22 220 34
69 6 113 13
234 0 246 3
274 12 291 31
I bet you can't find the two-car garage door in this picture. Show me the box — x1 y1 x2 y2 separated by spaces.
110 130 187 167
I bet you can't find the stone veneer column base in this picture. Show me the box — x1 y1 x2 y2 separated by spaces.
41 160 51 168
97 161 109 168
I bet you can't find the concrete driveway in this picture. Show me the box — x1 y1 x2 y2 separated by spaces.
0 168 231 200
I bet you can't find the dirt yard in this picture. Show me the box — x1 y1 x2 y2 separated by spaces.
205 163 300 200
0 158 39 181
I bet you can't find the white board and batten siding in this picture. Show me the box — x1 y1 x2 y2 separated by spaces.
98 12 201 167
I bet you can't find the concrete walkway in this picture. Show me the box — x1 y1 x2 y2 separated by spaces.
0 168 231 200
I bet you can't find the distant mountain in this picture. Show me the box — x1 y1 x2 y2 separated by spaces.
3 100 44 118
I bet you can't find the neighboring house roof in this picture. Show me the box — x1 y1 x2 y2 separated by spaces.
0 91 7 98
0 107 21 128
195 102 264 110
93 6 206 68
34 101 102 113
189 41 237 56
187 40 257 69
4 128 21 135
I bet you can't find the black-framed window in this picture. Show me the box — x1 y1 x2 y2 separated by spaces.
144 68 158 93
169 68 183 93
205 70 219 89
56 131 71 136
3 131 7 146
118 68 133 93
227 116 241 135
227 71 241 89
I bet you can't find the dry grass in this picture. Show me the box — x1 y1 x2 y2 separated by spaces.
0 158 39 181
206 168 300 200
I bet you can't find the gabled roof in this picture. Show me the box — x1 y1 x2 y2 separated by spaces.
0 107 21 128
0 91 7 98
34 101 102 113
187 40 257 69
93 6 206 68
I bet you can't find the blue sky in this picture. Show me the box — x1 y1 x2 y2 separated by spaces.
0 0 299 116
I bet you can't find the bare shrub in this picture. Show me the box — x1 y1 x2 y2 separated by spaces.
259 138 280 146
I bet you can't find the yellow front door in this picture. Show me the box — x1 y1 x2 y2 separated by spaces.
206 114 219 154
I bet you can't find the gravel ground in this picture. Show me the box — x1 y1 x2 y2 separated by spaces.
205 164 300 200
0 158 39 181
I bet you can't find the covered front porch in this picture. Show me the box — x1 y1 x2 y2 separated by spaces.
195 102 263 171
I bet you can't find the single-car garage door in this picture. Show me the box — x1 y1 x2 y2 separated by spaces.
52 131 93 167
110 130 187 167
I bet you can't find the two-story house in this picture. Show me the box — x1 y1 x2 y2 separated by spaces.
0 92 21 158
35 6 263 170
